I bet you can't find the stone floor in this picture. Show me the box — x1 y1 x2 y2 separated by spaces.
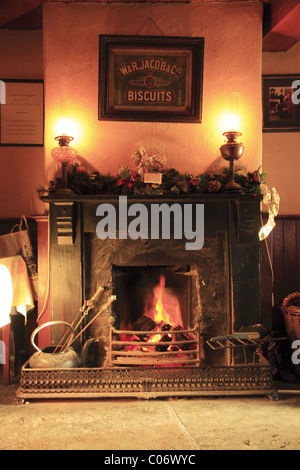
1 377 300 450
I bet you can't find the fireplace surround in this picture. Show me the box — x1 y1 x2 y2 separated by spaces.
17 193 277 400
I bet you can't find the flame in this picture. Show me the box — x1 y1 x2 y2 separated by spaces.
151 275 183 326
144 275 183 344
53 117 82 145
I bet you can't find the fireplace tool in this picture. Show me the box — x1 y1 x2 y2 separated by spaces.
28 288 116 369
56 285 105 352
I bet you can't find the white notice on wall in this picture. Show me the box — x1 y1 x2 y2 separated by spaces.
0 81 43 145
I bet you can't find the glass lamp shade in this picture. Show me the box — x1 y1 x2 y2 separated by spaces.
51 134 78 163
51 145 78 163
51 134 78 191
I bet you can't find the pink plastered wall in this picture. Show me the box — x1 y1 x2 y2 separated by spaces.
262 41 300 215
0 30 45 218
43 1 263 183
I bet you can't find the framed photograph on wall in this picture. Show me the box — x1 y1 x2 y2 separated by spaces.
262 75 300 132
99 35 204 123
0 79 44 146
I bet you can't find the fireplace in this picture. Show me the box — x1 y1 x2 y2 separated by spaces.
17 194 276 400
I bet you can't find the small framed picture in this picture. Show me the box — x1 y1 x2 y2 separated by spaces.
262 75 300 132
99 35 204 123
0 79 44 146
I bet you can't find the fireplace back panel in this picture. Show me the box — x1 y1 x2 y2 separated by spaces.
85 232 230 366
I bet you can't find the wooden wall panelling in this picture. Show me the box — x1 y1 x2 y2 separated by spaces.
283 219 297 295
296 218 300 291
261 215 300 332
261 231 274 331
272 217 284 306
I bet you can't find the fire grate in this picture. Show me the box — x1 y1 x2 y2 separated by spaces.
16 364 277 401
108 325 200 367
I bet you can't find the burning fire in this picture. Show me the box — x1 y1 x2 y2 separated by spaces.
145 275 183 345
115 274 198 365
148 275 183 326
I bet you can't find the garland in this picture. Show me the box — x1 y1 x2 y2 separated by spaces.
38 163 266 197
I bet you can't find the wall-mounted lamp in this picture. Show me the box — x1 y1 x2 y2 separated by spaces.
51 133 78 193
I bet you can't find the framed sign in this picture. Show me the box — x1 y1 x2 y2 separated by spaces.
262 75 300 132
99 35 204 122
0 79 44 145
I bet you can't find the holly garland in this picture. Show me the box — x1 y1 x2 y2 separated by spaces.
38 163 266 197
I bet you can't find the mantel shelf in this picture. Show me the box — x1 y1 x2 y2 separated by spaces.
41 192 263 203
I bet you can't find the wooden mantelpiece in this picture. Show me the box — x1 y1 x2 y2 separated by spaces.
42 192 262 245
41 193 263 349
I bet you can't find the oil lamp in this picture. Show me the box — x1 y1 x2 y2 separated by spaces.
51 133 78 193
219 93 244 193
220 130 244 192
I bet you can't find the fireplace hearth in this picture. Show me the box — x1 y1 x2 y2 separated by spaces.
17 193 278 400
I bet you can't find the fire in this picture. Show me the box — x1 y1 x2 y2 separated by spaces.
115 273 198 366
147 275 183 326
144 275 183 344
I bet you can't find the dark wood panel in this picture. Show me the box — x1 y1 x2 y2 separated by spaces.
272 218 284 306
283 219 297 295
261 234 273 330
261 214 300 331
297 219 300 290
